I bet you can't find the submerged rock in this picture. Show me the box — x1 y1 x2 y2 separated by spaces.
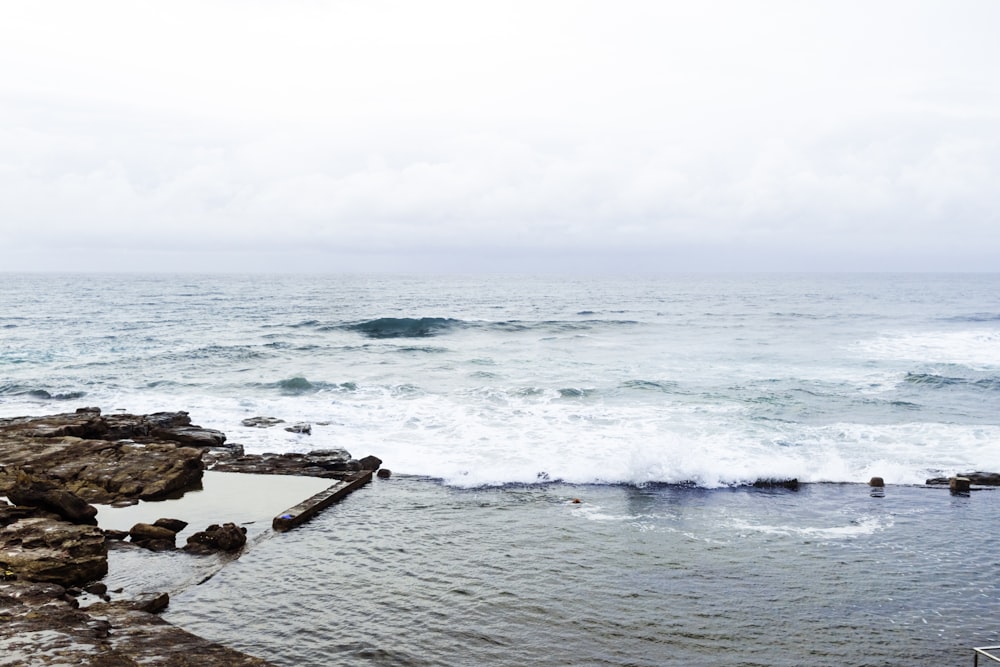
752 478 800 490
241 416 285 428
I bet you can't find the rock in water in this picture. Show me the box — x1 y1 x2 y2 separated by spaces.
242 416 285 428
153 517 189 533
183 523 247 554
0 506 108 586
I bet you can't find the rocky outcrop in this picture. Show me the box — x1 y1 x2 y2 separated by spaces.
6 471 98 524
0 408 226 447
209 448 382 478
0 407 344 667
0 505 107 586
0 408 218 504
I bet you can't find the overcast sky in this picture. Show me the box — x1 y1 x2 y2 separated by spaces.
2 1 999 273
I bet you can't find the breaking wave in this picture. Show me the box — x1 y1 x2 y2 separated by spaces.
904 372 1000 391
341 317 461 338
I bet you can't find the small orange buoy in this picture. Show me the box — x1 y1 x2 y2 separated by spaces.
571 498 581 504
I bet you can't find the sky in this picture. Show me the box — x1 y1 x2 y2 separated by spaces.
2 0 999 273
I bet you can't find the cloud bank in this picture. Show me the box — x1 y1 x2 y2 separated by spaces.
2 1 999 272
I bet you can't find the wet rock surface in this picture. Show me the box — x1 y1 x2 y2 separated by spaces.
209 448 382 478
926 471 1000 486
1 407 378 665
0 505 108 586
0 408 216 504
0 580 272 666
128 522 179 551
184 522 248 554
6 471 99 524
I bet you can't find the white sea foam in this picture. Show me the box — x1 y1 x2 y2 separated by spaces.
3 273 999 490
728 514 889 539
858 330 1000 368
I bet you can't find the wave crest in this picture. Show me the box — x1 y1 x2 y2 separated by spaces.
345 317 461 339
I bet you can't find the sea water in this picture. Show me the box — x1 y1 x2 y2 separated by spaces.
2 272 999 664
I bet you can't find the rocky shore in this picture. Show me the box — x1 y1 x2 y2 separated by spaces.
1 408 381 666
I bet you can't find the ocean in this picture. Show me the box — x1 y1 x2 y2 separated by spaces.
2 272 999 665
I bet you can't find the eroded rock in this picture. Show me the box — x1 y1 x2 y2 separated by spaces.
0 409 275 505
6 471 98 524
209 448 380 478
0 506 107 586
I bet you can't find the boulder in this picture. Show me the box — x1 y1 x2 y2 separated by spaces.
133 591 170 614
128 523 177 551
153 517 188 533
357 455 383 471
284 422 312 435
183 522 247 554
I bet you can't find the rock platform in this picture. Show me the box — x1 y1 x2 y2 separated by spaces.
1 408 382 666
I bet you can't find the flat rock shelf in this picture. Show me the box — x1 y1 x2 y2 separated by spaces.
0 408 380 666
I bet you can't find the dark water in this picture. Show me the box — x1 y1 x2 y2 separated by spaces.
166 478 1000 666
